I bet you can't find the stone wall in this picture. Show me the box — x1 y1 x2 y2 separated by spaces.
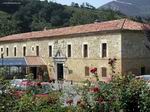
0 32 122 81
122 31 150 75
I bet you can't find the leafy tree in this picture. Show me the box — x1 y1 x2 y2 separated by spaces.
0 0 125 37
71 2 79 8
69 9 98 25
0 11 19 37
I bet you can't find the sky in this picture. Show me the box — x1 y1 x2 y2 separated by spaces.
48 0 113 8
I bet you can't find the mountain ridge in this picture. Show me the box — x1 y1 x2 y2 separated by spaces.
99 0 150 17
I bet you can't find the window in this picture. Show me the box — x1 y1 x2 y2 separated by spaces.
1 47 4 58
85 66 89 76
23 46 26 56
83 44 88 58
102 67 107 77
67 44 71 57
102 43 107 58
6 48 9 56
14 47 17 56
36 46 39 56
49 45 52 57
1 47 3 52
31 46 34 51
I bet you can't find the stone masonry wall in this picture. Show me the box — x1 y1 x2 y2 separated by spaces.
0 32 122 81
122 31 150 75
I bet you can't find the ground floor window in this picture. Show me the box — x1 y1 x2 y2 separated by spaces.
0 66 26 79
102 67 107 77
85 66 89 76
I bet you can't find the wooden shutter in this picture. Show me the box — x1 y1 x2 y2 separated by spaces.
85 66 89 76
102 67 107 77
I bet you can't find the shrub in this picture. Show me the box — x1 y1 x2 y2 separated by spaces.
77 74 150 112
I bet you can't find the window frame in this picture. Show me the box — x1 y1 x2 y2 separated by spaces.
36 45 39 56
82 43 89 58
101 67 107 77
23 46 26 56
14 46 17 57
6 47 9 57
66 43 72 58
100 40 108 58
48 43 53 57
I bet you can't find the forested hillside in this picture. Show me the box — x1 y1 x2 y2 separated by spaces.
0 0 126 37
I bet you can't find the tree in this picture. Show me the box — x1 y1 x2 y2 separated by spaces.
69 10 98 25
0 0 125 37
0 11 19 37
71 2 79 8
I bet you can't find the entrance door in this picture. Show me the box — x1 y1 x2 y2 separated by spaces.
30 67 37 79
141 67 146 75
57 63 64 80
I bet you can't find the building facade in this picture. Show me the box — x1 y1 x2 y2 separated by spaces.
0 19 150 81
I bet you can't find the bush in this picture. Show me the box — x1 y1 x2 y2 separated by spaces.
77 74 150 112
1 73 150 112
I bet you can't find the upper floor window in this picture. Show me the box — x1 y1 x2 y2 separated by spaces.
6 47 9 56
102 43 107 58
23 46 26 56
36 46 39 56
1 47 3 52
14 47 17 56
49 45 52 57
83 44 88 58
67 44 71 57
31 46 34 51
1 47 4 58
102 67 107 77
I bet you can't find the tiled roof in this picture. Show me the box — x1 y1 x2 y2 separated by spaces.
0 18 149 42
25 56 46 66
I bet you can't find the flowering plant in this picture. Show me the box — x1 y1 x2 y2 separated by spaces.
90 67 99 81
108 58 117 74
90 67 97 74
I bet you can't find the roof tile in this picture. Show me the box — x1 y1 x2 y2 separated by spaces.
0 19 149 42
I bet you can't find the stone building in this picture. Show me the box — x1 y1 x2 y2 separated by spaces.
0 19 150 81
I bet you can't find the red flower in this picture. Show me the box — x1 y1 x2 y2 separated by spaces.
37 82 42 87
66 99 73 105
90 67 97 74
90 87 100 93
49 79 55 83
